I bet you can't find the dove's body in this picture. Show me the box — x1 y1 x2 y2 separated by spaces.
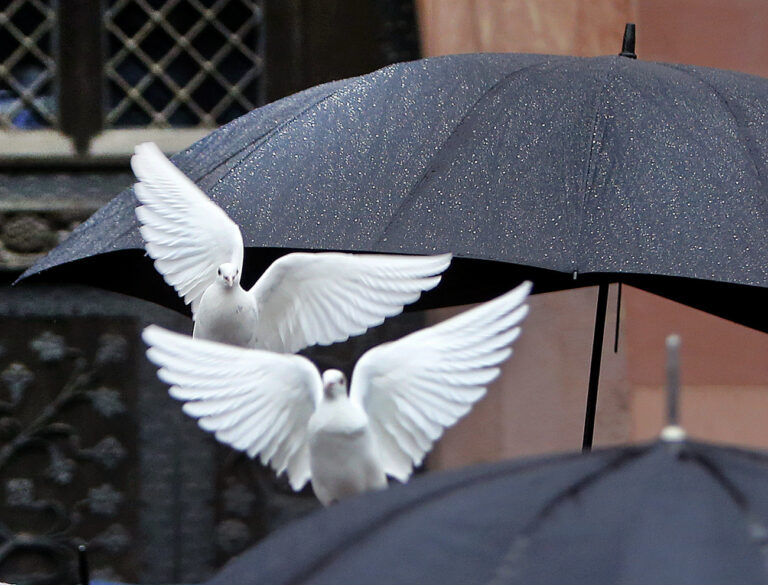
308 393 387 506
194 281 258 347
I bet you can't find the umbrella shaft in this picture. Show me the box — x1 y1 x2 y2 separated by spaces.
582 283 609 451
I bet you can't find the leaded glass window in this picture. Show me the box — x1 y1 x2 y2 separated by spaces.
0 0 264 159
0 0 57 130
105 0 264 128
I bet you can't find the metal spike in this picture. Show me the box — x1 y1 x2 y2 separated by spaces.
619 23 637 59
78 544 89 585
660 334 686 442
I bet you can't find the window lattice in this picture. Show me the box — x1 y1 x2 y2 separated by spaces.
0 0 56 130
105 0 263 129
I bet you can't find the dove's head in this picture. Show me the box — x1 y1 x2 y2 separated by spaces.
217 263 240 288
322 369 348 399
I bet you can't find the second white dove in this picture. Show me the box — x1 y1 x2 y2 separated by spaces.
142 280 532 506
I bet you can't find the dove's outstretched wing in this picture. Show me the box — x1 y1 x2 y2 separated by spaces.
249 252 452 353
142 325 321 490
132 142 244 316
349 281 532 482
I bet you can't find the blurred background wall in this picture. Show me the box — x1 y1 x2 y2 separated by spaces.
1 0 767 583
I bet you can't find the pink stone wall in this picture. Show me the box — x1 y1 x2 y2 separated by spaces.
416 0 636 57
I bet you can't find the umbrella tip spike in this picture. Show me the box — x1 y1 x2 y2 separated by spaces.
660 424 687 442
619 23 637 59
78 543 89 585
661 333 687 442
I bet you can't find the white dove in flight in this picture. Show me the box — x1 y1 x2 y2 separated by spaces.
142 281 532 506
130 142 452 353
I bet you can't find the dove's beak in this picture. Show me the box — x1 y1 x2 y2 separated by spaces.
224 276 234 287
323 381 336 397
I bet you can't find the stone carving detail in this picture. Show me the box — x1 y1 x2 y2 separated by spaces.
5 478 35 507
0 304 309 584
223 480 256 518
1 215 57 254
0 325 133 584
29 331 67 362
211 451 320 568
215 519 251 555
83 436 127 469
0 168 136 269
1 363 34 403
87 484 124 516
87 387 126 418
0 211 93 270
93 523 131 554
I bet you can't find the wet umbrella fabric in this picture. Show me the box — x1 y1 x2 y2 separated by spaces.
205 439 768 585
20 52 768 329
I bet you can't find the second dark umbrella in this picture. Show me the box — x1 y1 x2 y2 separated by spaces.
206 439 768 585
204 337 768 585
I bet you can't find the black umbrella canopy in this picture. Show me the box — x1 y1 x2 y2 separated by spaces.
205 438 768 585
20 50 768 330
205 335 768 585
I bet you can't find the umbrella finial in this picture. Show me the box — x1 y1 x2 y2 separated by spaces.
78 543 89 585
619 23 637 59
660 334 686 442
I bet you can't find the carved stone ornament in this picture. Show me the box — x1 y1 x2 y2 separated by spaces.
0 324 133 584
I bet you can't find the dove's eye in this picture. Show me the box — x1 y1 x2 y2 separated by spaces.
217 268 221 276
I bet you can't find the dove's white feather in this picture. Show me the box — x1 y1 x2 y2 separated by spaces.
142 325 320 490
249 252 453 353
132 143 452 352
131 142 244 316
349 281 532 482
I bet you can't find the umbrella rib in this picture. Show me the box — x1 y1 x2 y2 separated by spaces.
657 63 768 200
685 446 768 571
279 449 598 585
485 443 651 585
184 80 355 185
708 442 768 465
371 58 557 245
571 58 617 276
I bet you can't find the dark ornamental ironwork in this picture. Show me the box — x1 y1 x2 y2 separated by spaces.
0 288 332 585
0 325 134 584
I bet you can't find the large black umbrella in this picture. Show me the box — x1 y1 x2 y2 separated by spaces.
202 339 768 585
206 439 768 585
19 27 768 448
